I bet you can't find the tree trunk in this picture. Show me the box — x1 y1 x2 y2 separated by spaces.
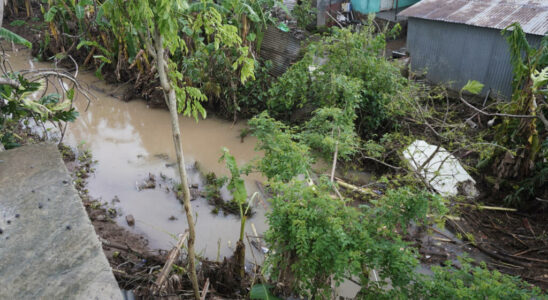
154 30 200 300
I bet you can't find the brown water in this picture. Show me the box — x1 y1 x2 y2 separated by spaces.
5 46 267 260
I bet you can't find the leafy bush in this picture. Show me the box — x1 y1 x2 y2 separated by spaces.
408 258 546 300
265 179 359 298
300 107 358 161
0 74 78 149
249 111 313 182
292 0 317 29
267 24 412 138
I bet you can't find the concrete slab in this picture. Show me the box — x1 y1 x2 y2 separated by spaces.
0 143 122 299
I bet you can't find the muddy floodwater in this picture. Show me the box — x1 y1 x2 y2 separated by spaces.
6 46 267 259
65 95 267 259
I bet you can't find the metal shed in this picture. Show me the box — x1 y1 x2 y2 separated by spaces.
399 0 548 99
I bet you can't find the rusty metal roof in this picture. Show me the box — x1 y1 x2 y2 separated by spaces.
399 0 548 36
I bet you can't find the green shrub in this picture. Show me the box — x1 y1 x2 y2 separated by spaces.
267 25 412 138
408 258 547 300
249 111 312 182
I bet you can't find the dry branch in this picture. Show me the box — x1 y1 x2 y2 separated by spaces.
200 278 210 300
154 232 189 293
334 177 377 197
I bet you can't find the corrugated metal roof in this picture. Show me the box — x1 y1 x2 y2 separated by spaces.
399 0 548 36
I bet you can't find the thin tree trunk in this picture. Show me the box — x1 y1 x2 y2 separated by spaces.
154 30 200 300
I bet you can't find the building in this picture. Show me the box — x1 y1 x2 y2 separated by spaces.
400 0 548 99
351 0 420 14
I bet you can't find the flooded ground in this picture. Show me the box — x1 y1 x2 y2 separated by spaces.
5 45 267 260
5 45 362 298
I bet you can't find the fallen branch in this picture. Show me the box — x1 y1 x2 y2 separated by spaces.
154 231 189 293
334 177 377 197
459 93 538 119
200 278 210 300
0 77 21 88
456 203 517 212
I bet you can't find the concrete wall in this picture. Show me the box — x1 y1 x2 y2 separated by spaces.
407 18 542 99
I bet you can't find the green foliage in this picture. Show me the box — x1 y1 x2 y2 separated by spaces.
409 258 546 299
266 55 313 118
0 75 78 148
9 20 27 27
300 107 358 161
249 112 313 182
0 28 32 48
105 0 257 120
219 147 252 212
264 181 447 298
267 25 413 138
30 0 280 119
353 187 446 293
250 284 281 300
461 80 484 95
292 0 316 29
488 23 548 207
504 138 548 206
265 179 359 298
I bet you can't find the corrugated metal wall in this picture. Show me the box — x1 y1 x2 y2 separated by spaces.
353 0 419 14
407 18 542 99
259 26 303 76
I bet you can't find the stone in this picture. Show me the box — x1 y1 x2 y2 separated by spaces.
190 188 201 200
403 140 479 198
126 214 135 226
96 214 107 222
0 143 122 299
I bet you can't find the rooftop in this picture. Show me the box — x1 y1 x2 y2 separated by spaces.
399 0 548 36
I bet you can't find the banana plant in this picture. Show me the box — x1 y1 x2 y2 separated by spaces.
219 147 257 279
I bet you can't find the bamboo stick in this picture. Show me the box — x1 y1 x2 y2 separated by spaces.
154 232 189 293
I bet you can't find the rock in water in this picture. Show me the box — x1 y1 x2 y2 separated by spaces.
126 215 135 226
403 140 478 198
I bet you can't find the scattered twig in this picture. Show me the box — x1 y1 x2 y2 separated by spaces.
200 278 209 300
455 203 517 212
154 232 189 293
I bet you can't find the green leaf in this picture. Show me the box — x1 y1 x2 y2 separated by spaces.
0 28 32 49
9 20 26 27
75 4 85 20
93 55 112 63
44 6 58 22
67 88 75 100
277 23 289 32
250 284 281 300
461 80 484 95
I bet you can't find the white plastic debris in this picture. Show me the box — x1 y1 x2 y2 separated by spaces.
403 140 478 198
